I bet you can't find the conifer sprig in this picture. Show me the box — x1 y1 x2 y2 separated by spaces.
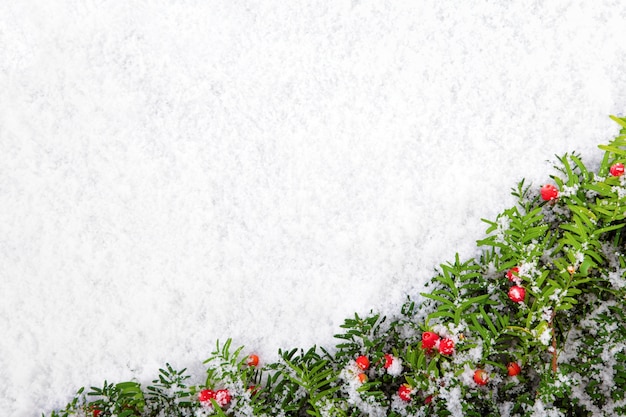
46 116 626 417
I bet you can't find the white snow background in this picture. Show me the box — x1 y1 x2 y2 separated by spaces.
1 1 626 415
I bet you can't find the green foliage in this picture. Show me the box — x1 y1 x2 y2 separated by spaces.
44 387 85 417
143 364 194 416
46 115 626 416
273 346 344 416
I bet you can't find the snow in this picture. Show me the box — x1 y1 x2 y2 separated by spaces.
1 1 626 415
385 355 403 377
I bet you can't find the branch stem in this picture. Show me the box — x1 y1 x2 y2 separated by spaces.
550 310 558 374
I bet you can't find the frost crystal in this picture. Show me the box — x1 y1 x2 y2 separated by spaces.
494 214 511 244
541 307 554 322
611 186 626 198
386 356 403 376
441 386 463 416
531 399 565 417
537 327 552 346
549 288 563 303
559 184 579 197
339 365 386 417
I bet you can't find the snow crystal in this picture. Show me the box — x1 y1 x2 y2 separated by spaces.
549 288 564 303
531 399 565 417
459 364 478 387
452 341 483 367
601 242 626 289
494 214 512 245
518 260 541 284
559 184 580 198
537 327 553 347
498 401 515 416
385 356 403 377
432 321 467 344
441 385 463 416
389 396 410 415
608 270 626 289
613 174 626 198
569 374 601 416
541 307 554 322
339 364 386 417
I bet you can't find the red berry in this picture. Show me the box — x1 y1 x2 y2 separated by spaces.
610 163 625 177
398 383 412 402
355 355 370 370
215 389 231 407
247 354 259 367
198 389 216 403
507 362 521 377
383 353 394 369
357 373 367 383
92 408 102 417
473 369 489 386
506 267 519 282
425 394 433 405
508 285 526 303
541 184 559 201
421 331 440 349
438 338 455 355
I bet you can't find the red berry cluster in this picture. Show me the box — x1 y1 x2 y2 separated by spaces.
198 388 232 408
352 353 403 385
398 383 413 402
506 266 519 282
197 352 262 409
508 285 526 303
397 383 434 405
610 162 625 177
347 299 525 406
355 355 370 370
473 369 489 386
349 354 427 404
247 354 259 367
507 361 521 377
471 361 520 385
383 353 394 369
421 331 455 355
355 355 370 383
395 330 457 404
438 338 455 355
506 267 526 303
471 361 521 388
541 184 559 201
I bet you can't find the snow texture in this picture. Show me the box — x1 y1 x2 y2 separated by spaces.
1 1 625 415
